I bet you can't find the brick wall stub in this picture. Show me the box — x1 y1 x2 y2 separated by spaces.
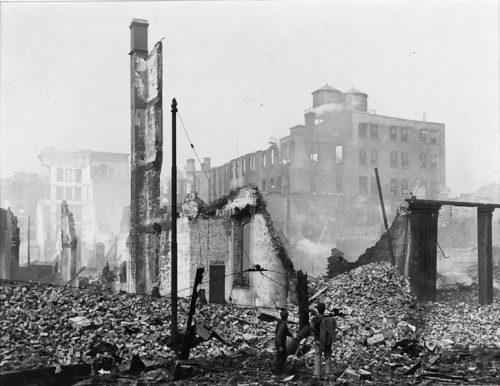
328 208 411 277
60 201 78 284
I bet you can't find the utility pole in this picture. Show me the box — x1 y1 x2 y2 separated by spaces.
171 98 178 349
374 168 396 266
27 216 31 266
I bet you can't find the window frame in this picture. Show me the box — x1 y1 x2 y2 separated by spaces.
390 151 398 168
359 149 367 166
389 126 398 141
358 122 368 138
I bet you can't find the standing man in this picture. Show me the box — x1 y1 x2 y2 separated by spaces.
274 309 292 373
310 302 336 378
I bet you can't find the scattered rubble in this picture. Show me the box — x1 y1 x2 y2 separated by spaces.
2 262 500 384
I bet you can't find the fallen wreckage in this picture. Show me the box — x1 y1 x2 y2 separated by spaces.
1 262 500 384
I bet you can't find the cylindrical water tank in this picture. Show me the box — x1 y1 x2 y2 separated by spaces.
343 88 368 112
312 84 343 108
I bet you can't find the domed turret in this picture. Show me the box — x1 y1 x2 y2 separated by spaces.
343 87 368 112
312 84 343 107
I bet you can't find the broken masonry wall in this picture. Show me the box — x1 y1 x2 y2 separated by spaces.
189 217 233 300
328 211 411 276
231 213 289 307
356 210 410 273
60 201 78 284
129 34 163 295
10 210 20 280
159 216 233 298
0 208 20 280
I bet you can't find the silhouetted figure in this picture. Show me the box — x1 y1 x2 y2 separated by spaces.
273 309 292 373
310 302 336 378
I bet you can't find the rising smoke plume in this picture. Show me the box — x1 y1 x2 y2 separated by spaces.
311 102 344 117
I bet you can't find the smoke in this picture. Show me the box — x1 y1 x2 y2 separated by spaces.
294 238 333 276
296 238 332 256
311 102 344 117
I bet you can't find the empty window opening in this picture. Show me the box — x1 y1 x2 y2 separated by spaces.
359 123 367 138
359 149 367 166
401 127 409 142
401 152 409 168
420 153 427 168
359 176 368 195
390 178 398 196
390 151 398 168
335 145 343 164
389 126 398 141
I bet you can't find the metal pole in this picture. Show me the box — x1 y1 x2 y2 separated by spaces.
374 168 396 266
171 98 178 349
27 216 31 267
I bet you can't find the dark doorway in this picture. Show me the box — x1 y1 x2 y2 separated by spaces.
209 265 225 303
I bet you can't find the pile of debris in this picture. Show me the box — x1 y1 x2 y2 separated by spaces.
0 283 176 371
307 263 500 383
0 280 287 374
2 262 500 384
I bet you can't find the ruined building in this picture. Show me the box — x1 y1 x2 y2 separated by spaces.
0 172 49 264
192 85 446 273
160 186 294 307
60 200 79 284
0 208 20 280
37 148 129 270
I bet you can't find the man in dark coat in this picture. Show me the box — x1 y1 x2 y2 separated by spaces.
310 302 336 378
274 309 292 373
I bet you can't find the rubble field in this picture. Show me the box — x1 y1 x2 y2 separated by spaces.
1 263 500 385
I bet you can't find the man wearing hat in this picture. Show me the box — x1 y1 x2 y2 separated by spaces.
273 309 292 373
310 302 336 378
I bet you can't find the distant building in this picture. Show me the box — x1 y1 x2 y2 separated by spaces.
193 85 446 273
0 172 49 264
37 148 129 268
164 158 212 205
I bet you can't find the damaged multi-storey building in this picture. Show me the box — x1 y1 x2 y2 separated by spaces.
177 85 446 273
37 148 129 273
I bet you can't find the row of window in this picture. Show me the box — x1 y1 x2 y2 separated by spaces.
227 148 279 179
261 176 282 191
56 168 82 183
310 145 344 164
359 176 410 196
310 174 343 193
359 150 439 170
55 186 83 201
359 123 440 145
358 177 438 197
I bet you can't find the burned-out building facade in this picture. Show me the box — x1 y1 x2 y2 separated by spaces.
37 148 129 271
0 208 20 280
159 186 294 307
197 85 446 273
0 172 49 264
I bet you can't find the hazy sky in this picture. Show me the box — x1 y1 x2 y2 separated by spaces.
1 0 499 195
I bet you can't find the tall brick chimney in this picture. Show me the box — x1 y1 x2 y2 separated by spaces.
305 111 315 130
186 158 196 172
130 19 149 54
203 157 211 171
